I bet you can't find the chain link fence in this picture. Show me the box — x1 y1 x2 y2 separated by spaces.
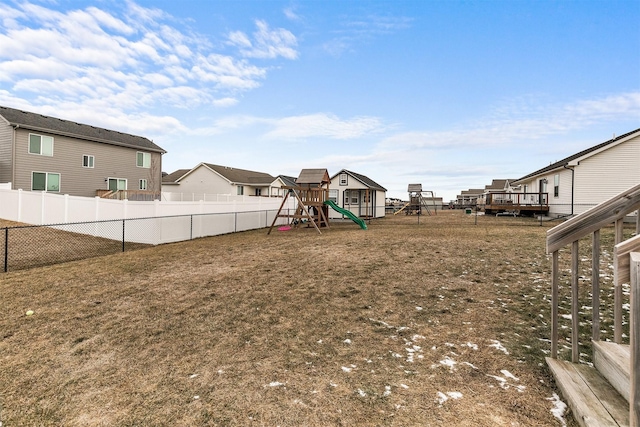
1 209 283 273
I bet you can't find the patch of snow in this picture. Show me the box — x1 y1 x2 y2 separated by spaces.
268 382 285 387
436 391 463 406
487 375 508 389
416 306 423 311
341 366 352 372
439 356 457 370
488 340 509 354
400 384 409 389
357 389 367 397
383 385 391 397
547 393 567 426
500 370 518 381
189 374 198 379
344 338 352 344
465 342 478 350
193 395 200 399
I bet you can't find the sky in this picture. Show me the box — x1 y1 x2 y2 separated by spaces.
0 0 638 202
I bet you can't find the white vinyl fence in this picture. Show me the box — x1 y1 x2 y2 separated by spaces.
0 189 296 244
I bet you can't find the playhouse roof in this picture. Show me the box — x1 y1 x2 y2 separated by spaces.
296 169 330 186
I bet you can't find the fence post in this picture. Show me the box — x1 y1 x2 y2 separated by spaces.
190 215 193 240
17 189 23 222
122 219 125 252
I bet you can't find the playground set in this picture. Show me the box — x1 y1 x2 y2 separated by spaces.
267 169 368 234
393 184 438 220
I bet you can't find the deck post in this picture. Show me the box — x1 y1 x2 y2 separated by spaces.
630 252 640 427
551 250 559 359
592 230 600 342
572 240 580 363
615 218 624 344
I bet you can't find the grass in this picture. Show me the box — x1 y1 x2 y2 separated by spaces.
0 211 631 426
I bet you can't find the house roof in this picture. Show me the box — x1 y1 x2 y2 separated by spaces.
162 169 191 184
513 128 640 183
460 189 484 195
162 163 276 186
297 169 330 186
0 105 166 153
484 179 515 191
203 163 275 185
331 169 387 191
407 184 422 192
278 175 297 187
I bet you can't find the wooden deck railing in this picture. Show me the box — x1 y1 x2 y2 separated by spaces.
631 251 640 427
546 183 640 423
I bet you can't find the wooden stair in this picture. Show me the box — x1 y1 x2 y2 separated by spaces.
547 341 631 427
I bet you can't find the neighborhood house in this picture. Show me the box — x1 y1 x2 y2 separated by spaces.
161 162 288 199
0 105 166 199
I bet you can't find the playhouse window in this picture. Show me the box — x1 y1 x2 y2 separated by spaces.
339 173 348 185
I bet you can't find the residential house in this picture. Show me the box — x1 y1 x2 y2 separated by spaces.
161 162 280 198
0 105 166 198
511 128 640 217
455 188 484 208
328 169 387 219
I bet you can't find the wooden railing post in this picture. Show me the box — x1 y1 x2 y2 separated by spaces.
630 251 639 427
592 230 601 342
551 250 559 358
572 240 580 363
615 218 624 343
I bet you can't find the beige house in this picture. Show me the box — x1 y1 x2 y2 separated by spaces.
511 128 640 217
328 169 386 219
0 105 165 198
162 163 282 198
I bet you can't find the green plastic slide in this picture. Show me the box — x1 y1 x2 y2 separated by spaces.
323 200 368 230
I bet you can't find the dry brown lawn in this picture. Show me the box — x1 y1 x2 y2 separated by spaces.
2 211 619 426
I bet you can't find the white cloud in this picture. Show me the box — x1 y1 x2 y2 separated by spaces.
265 113 386 140
0 0 296 120
379 92 640 152
228 20 298 60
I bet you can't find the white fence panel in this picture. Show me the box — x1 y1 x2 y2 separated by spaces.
0 189 297 245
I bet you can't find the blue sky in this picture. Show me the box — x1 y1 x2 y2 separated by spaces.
0 0 638 201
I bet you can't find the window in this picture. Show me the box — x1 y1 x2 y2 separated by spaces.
136 152 151 168
82 155 95 168
237 185 244 195
255 188 262 196
29 134 54 156
32 172 60 192
108 178 127 191
554 174 559 198
139 179 147 190
329 189 338 203
339 173 348 185
344 190 350 205
351 192 359 205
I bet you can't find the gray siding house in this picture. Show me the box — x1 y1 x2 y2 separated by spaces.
0 105 166 198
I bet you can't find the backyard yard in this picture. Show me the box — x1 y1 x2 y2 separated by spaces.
2 210 628 426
